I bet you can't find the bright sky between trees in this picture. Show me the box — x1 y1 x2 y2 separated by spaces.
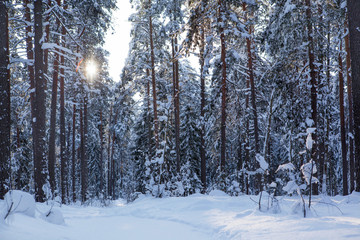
104 1 134 82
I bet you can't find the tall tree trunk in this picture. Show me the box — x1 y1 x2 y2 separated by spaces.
33 0 47 202
243 3 259 154
199 26 206 192
107 105 112 197
345 19 355 193
317 4 325 194
110 112 117 199
43 0 51 75
48 0 61 196
348 0 360 192
24 0 36 191
0 0 10 199
305 0 318 198
60 0 68 204
83 96 88 202
148 0 159 149
146 68 152 160
99 110 104 194
72 103 76 202
218 0 227 171
80 101 87 203
243 2 260 191
171 35 181 173
339 42 348 195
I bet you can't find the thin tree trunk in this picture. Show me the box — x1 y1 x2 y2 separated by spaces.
72 103 76 202
111 112 117 199
345 19 355 193
0 0 10 199
219 0 227 171
24 0 36 193
60 0 67 204
172 35 181 173
199 26 206 192
339 41 348 196
305 0 318 198
243 2 260 191
33 0 47 202
243 3 259 154
83 96 88 202
43 0 51 76
99 110 104 194
146 68 152 159
80 106 85 202
148 0 159 149
348 0 360 192
48 0 61 196
107 105 112 197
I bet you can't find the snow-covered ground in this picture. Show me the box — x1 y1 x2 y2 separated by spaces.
1 191 360 240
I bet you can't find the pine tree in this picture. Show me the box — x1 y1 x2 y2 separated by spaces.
348 0 360 192
0 0 10 199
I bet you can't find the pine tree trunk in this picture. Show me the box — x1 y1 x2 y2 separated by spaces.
339 42 348 195
24 0 36 190
305 0 318 196
171 35 181 173
107 105 112 197
148 0 159 149
83 96 88 202
60 0 68 204
0 0 10 199
243 2 260 191
345 19 355 193
199 26 206 192
348 0 360 192
146 68 152 159
48 0 61 196
218 0 227 171
243 3 259 154
43 0 51 75
72 103 76 202
111 112 117 199
80 101 87 203
33 0 47 202
99 110 104 194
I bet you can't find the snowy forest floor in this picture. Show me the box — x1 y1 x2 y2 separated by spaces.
1 191 360 240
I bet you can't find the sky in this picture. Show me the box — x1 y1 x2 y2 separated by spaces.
104 1 134 82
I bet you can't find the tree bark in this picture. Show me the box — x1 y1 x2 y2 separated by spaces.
60 0 67 204
345 19 355 193
348 0 360 192
48 0 61 196
339 42 348 195
107 105 112 197
218 0 227 171
243 3 259 154
199 26 206 192
148 0 159 149
72 103 76 202
33 0 47 202
305 0 318 196
99 110 104 194
0 0 10 199
172 35 181 173
43 0 51 76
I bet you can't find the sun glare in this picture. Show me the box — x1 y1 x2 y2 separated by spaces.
86 60 97 79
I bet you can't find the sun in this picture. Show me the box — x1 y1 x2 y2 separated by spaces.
86 60 97 80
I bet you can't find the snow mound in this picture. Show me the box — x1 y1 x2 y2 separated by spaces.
41 208 65 225
208 189 228 196
4 190 35 218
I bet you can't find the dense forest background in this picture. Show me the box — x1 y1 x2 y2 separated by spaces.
0 0 360 204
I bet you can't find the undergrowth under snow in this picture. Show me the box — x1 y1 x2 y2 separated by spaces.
1 190 360 240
